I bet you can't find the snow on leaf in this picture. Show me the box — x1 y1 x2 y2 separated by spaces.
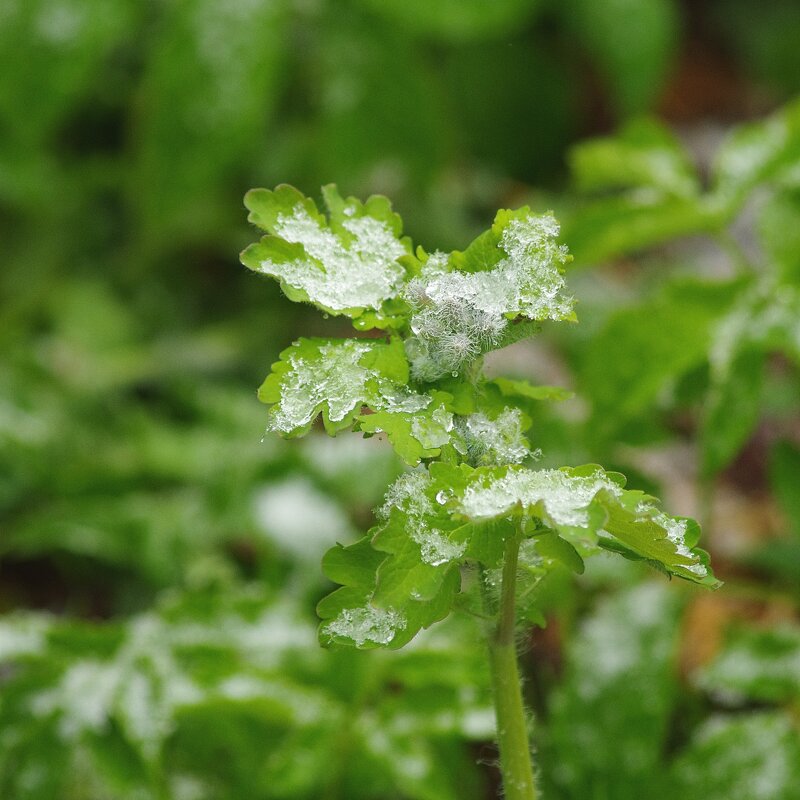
458 407 531 465
446 464 718 586
376 471 467 568
259 338 456 465
323 606 407 647
259 338 377 434
455 465 621 527
241 184 411 324
317 530 460 650
404 210 574 381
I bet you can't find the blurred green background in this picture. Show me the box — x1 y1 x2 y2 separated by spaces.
2 1 800 798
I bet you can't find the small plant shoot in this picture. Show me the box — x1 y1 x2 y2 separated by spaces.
241 184 720 799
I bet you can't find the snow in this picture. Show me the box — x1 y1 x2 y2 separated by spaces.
324 606 407 646
461 408 530 465
258 205 406 312
458 467 621 526
405 213 573 380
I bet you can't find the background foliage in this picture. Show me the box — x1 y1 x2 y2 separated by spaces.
1 1 799 798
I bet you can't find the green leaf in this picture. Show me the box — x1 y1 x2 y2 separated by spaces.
564 0 679 115
701 348 764 477
258 338 391 437
710 97 800 215
258 338 454 464
490 377 574 403
758 188 800 282
695 624 800 704
564 194 721 266
580 278 743 438
570 117 699 198
670 712 800 800
135 0 288 243
405 209 574 381
444 463 719 586
533 531 585 574
372 470 471 604
545 583 682 797
317 528 460 650
242 184 412 326
701 278 800 474
359 396 454 466
321 537 386 590
769 440 800 538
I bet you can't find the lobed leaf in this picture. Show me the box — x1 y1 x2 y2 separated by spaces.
405 209 574 381
241 184 412 326
440 463 719 586
258 337 455 465
317 533 460 650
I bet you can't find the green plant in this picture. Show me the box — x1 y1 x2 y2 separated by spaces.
242 184 720 798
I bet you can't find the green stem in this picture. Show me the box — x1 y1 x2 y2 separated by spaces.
482 535 538 800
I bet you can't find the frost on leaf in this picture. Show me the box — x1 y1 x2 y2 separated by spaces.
318 533 460 649
241 184 410 325
258 338 455 464
260 338 375 434
457 407 531 465
377 471 467 568
448 464 719 587
404 211 574 381
323 606 407 647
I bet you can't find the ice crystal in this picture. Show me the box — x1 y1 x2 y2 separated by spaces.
458 468 621 525
324 606 407 646
659 515 702 570
413 522 467 566
378 471 466 565
411 405 454 450
378 471 433 519
269 340 372 432
461 408 530 465
380 387 432 414
258 206 406 312
405 213 573 380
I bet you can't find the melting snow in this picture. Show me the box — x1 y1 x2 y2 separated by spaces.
458 468 621 526
405 214 573 381
258 206 406 312
324 606 407 646
461 408 530 465
379 471 466 565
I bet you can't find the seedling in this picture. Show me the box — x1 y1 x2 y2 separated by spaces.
241 185 720 799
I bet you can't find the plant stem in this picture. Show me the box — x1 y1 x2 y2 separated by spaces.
483 534 538 800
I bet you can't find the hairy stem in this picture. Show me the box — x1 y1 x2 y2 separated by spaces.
482 535 538 800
